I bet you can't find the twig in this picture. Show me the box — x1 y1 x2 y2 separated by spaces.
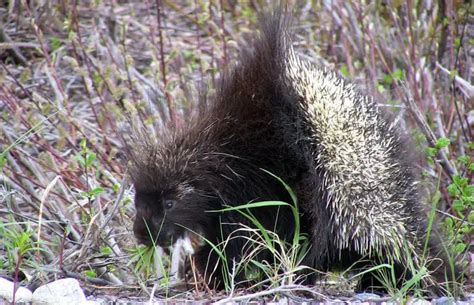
401 86 458 177
0 25 28 65
213 285 328 304
218 0 227 67
435 62 474 99
155 0 173 120
61 268 115 286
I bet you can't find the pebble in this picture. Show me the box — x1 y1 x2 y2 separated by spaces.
354 292 381 301
32 278 86 305
408 299 431 305
0 277 33 304
432 296 456 305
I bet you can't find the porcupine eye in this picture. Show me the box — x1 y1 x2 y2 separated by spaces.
163 199 175 210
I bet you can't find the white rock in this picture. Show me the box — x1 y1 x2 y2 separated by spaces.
79 301 101 305
0 277 33 303
408 299 431 305
354 293 380 301
32 278 86 305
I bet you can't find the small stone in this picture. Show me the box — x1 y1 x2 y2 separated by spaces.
408 299 431 305
464 294 474 303
32 278 86 305
354 293 381 301
85 297 107 305
0 277 33 303
432 296 455 305
79 301 102 305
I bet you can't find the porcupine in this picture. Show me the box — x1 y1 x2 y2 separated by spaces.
129 11 456 292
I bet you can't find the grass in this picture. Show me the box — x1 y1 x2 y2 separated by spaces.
0 0 472 302
213 169 311 291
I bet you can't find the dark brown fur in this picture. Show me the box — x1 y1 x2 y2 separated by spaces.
131 12 306 286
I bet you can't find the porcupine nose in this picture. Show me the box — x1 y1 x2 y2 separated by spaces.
133 222 173 247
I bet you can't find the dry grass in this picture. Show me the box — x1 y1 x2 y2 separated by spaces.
0 0 472 302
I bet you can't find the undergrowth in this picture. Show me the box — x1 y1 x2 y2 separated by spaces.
0 0 472 302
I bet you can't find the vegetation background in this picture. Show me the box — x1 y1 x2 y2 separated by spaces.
0 0 472 302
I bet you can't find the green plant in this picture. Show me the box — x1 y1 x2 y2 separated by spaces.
424 137 471 296
127 216 174 296
372 264 429 302
128 245 169 282
0 221 42 282
75 139 105 202
428 139 472 257
211 170 311 291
